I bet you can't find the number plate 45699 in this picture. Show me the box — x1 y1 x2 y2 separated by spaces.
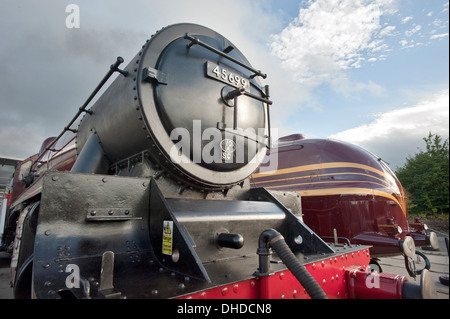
206 61 250 92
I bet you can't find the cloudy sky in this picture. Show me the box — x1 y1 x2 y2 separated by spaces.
0 0 448 170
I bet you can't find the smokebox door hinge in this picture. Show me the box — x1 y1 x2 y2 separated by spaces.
142 67 168 85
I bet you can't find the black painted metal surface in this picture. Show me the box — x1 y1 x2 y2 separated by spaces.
31 171 342 298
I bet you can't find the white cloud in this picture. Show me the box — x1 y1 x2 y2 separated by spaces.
379 25 397 36
430 33 449 39
432 18 444 27
401 16 413 24
329 89 450 168
270 0 396 89
405 25 421 37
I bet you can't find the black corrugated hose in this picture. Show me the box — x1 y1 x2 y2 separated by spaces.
268 231 328 299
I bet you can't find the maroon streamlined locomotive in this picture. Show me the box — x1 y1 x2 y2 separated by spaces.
1 24 436 299
251 134 439 276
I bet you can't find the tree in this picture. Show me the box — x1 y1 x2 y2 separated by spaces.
395 133 449 216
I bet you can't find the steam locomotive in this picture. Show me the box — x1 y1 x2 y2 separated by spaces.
251 135 439 276
2 23 436 299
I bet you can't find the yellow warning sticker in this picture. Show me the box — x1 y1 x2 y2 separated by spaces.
162 220 173 255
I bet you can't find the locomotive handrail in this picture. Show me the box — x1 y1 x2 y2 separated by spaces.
184 33 267 79
33 57 128 169
223 85 273 147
